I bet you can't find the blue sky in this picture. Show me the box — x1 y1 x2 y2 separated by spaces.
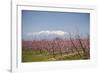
22 10 90 40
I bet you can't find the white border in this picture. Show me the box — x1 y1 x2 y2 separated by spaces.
12 4 97 73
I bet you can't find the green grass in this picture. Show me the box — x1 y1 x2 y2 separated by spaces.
22 48 90 62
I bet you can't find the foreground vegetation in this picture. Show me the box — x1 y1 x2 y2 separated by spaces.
22 48 89 62
22 35 90 62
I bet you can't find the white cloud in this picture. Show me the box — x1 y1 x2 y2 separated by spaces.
28 30 67 36
26 30 68 40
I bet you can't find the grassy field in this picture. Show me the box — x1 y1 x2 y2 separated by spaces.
22 48 89 62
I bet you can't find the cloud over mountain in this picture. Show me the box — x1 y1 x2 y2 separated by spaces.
27 30 68 40
31 30 66 36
